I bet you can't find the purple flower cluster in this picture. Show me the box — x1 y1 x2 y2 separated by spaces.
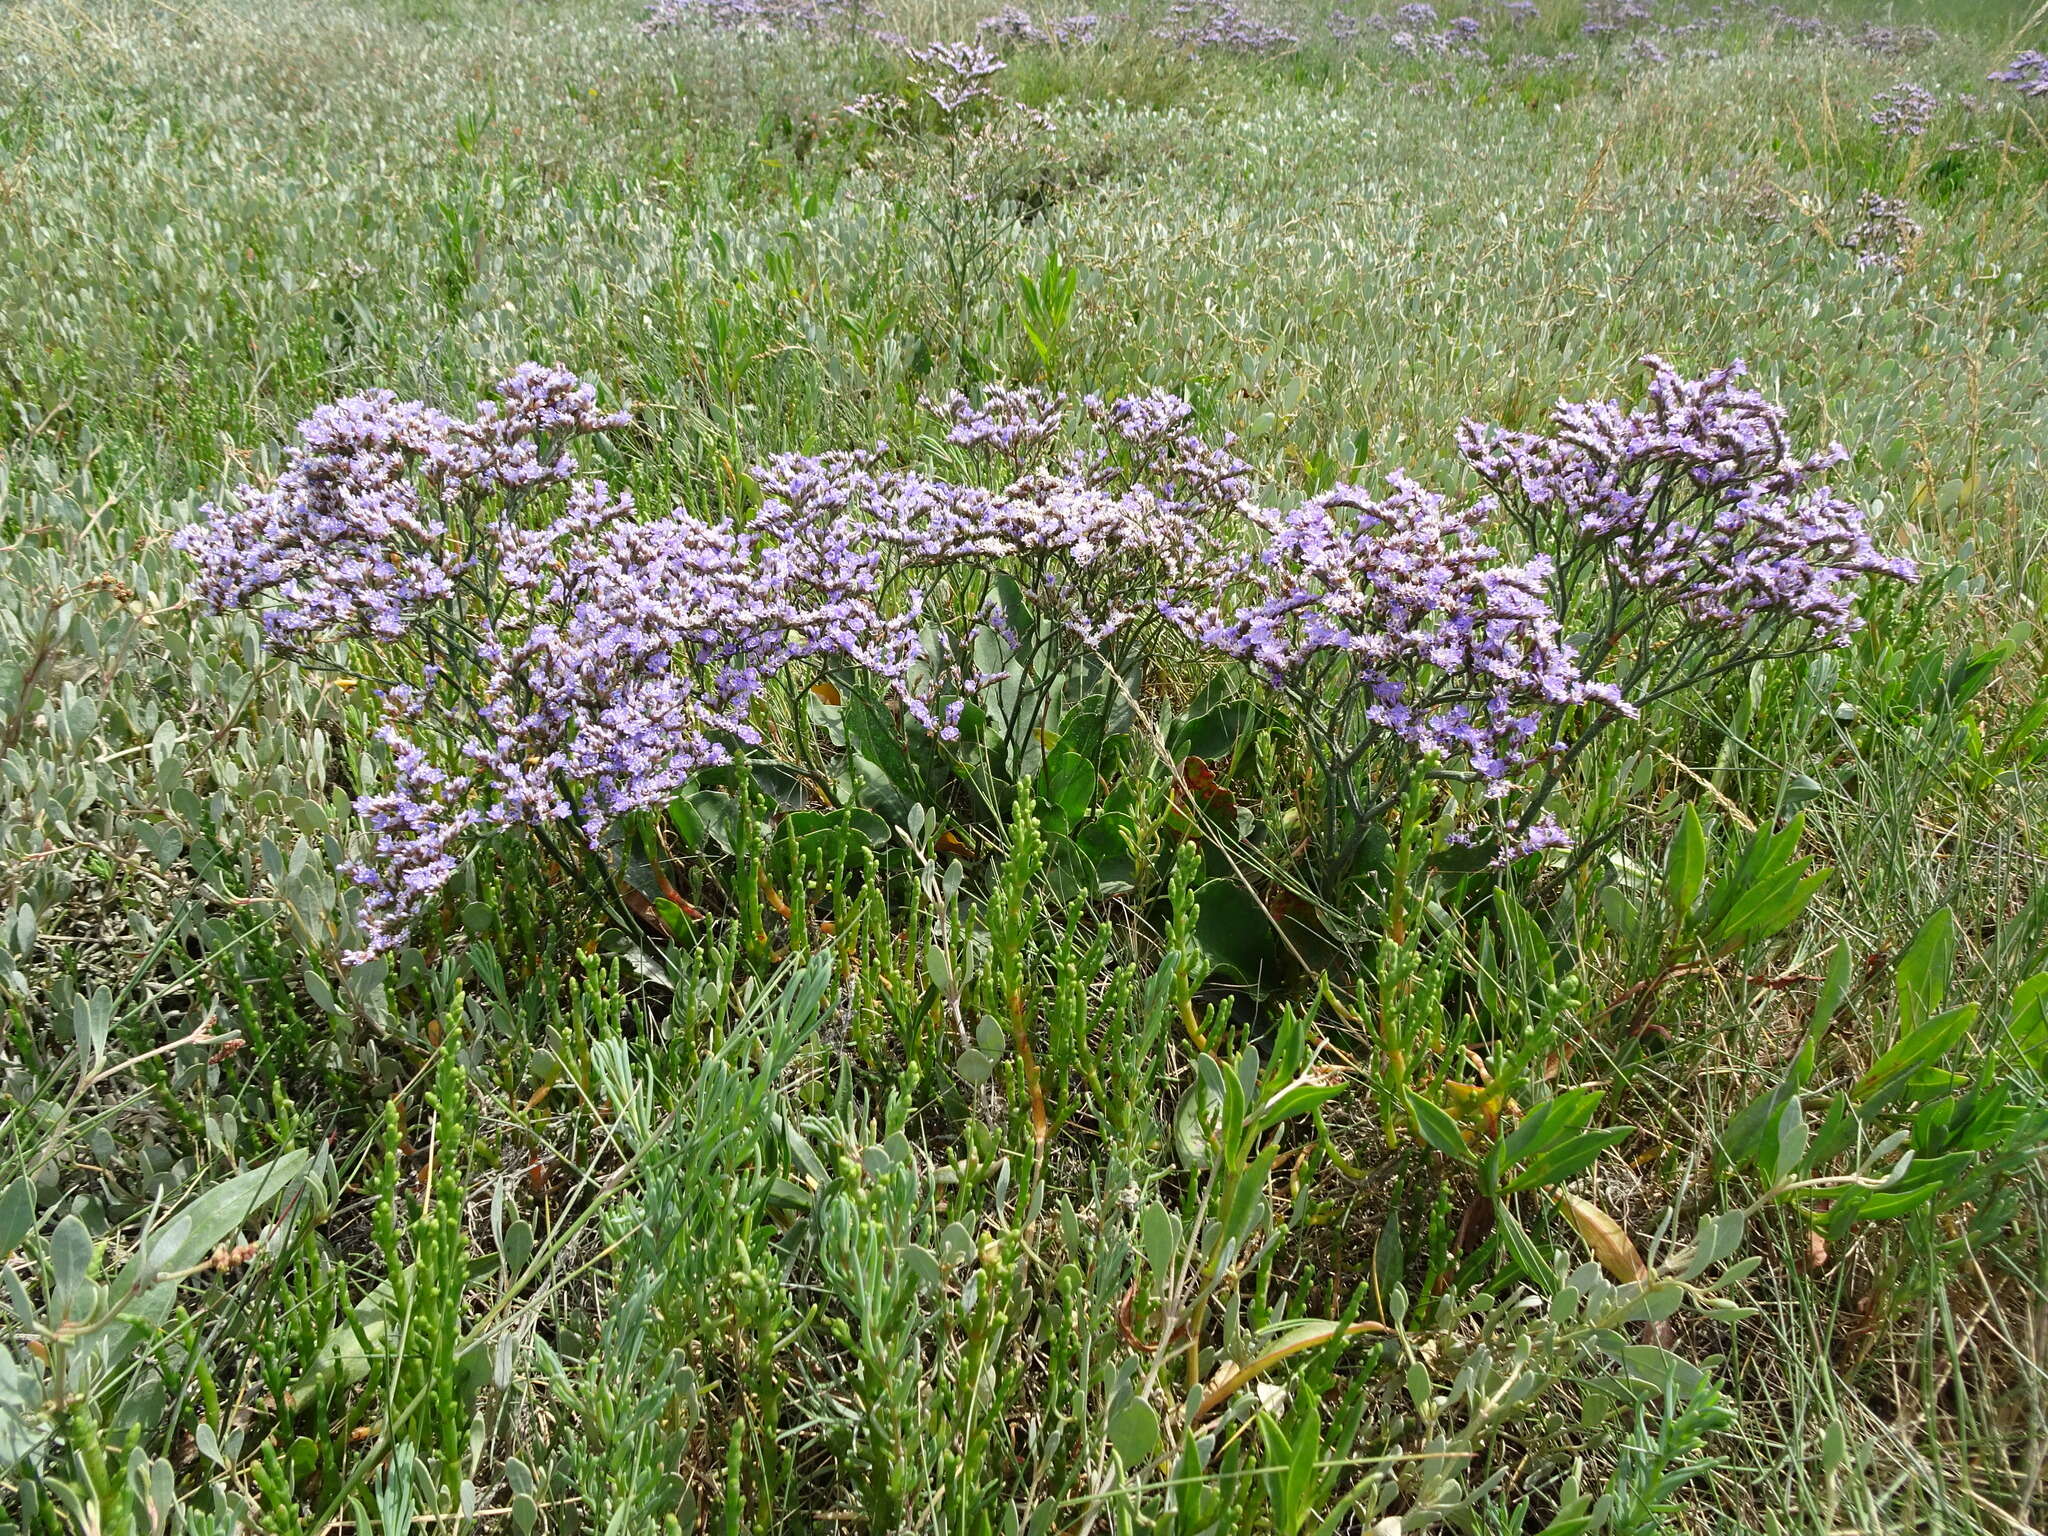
182 357 1915 945
909 40 1009 111
1190 475 1617 808
1157 0 1298 54
1870 82 1938 141
172 366 629 649
1582 0 1654 37
754 387 1251 649
850 38 1051 125
640 0 865 33
180 367 946 959
1762 12 1937 54
1460 356 1916 649
1843 192 1920 273
1989 52 2048 100
977 6 1102 45
1849 23 1937 59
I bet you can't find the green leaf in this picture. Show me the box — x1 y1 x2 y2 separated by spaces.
1601 1340 1707 1397
50 1215 92 1321
1812 941 1855 1034
1137 1202 1182 1282
1894 907 1955 1032
1193 879 1283 984
1107 1397 1160 1466
1174 1076 1224 1169
103 1150 313 1368
1493 1200 1556 1293
0 1178 33 1259
1762 1097 1809 1184
841 679 926 802
1248 1073 1347 1137
1502 1089 1604 1166
1493 889 1555 990
1853 1003 1978 1110
1408 1091 1474 1166
2004 971 2048 1066
1664 804 1706 919
1503 1126 1634 1193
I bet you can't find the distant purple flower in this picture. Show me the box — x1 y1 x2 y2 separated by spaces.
1851 23 1937 59
1769 13 1831 43
1870 83 1937 141
978 4 1046 42
1843 193 1920 272
1158 0 1298 53
1989 51 2048 99
979 7 1100 44
640 0 864 33
909 39 1009 111
1582 0 1653 36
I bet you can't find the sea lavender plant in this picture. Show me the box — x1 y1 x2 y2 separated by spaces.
841 41 1058 361
977 7 1103 45
1582 0 1654 37
1989 51 2048 100
751 386 1256 791
1870 82 1937 142
179 368 942 959
1457 355 1916 847
1186 476 1611 869
1157 0 1298 53
1842 192 1920 272
979 4 1046 42
1850 23 1937 59
181 359 1914 949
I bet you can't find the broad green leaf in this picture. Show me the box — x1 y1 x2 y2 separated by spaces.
1894 907 1955 1032
1664 804 1706 919
0 1178 33 1259
1249 1072 1347 1137
1107 1397 1160 1466
1853 1003 1978 1110
1761 1096 1808 1184
1504 1127 1634 1193
2005 971 2048 1066
1407 1090 1475 1166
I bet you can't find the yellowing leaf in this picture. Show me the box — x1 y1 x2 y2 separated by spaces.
1555 1192 1644 1282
